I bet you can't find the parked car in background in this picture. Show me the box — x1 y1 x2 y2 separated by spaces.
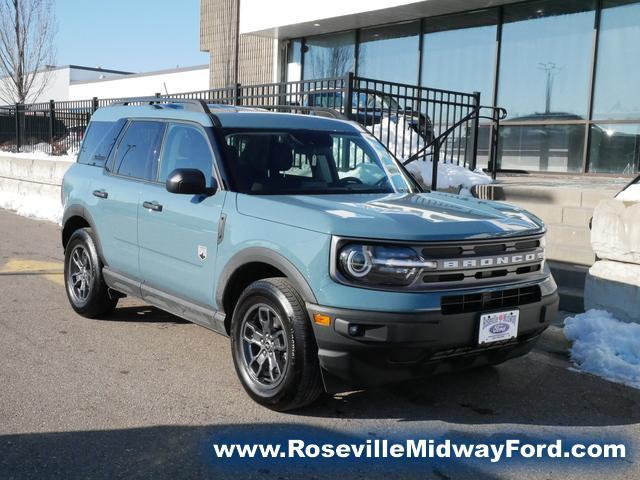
304 90 434 144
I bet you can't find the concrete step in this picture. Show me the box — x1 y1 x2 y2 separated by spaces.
545 244 595 266
546 223 593 249
548 261 589 290
561 206 593 228
557 286 585 313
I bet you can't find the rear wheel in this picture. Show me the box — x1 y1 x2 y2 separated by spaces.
230 278 323 411
64 228 117 318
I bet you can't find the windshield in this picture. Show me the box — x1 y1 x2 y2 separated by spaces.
220 129 418 195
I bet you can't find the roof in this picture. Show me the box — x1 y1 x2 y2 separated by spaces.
91 102 362 132
211 108 360 132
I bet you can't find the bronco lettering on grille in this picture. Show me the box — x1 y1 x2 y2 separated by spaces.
439 251 544 270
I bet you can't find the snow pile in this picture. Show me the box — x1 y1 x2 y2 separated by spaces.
366 116 493 193
564 309 640 389
405 160 492 195
617 183 640 202
0 187 62 224
0 147 76 163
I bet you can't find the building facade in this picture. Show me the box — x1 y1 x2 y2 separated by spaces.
201 0 640 176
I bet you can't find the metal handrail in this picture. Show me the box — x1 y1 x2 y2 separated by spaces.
402 106 507 191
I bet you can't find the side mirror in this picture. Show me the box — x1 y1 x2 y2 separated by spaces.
166 168 217 196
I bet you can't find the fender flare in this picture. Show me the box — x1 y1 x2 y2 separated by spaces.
61 205 107 264
215 247 318 311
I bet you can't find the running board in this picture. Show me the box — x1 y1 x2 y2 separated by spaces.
102 267 227 336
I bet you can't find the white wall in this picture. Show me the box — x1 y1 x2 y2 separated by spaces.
0 67 129 105
239 0 423 34
69 66 210 101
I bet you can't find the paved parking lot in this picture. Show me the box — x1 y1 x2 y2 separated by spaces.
0 209 638 479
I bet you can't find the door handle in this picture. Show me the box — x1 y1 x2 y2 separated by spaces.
142 201 163 212
92 189 108 199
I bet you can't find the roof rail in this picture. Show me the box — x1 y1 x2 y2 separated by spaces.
252 105 348 120
109 96 211 114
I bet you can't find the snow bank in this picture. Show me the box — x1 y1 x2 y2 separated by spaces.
617 183 640 202
0 148 76 163
405 160 492 196
564 309 640 389
366 116 493 193
0 183 62 224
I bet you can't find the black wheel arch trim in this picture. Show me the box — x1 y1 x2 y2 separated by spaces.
216 247 318 313
62 205 107 265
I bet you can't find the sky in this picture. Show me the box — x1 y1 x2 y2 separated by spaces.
54 0 208 73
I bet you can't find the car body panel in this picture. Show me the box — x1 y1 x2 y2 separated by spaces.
236 191 544 242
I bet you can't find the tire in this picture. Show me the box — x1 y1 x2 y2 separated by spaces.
64 228 118 318
230 277 323 411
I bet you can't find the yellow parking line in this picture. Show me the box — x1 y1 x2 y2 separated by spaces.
0 259 65 286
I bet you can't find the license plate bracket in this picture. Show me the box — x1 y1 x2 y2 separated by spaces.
478 310 519 345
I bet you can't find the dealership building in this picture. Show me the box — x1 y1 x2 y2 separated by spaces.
200 0 640 176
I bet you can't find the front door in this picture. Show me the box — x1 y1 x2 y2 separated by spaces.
138 122 226 308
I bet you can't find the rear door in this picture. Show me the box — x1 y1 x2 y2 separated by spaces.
138 121 226 308
93 119 166 280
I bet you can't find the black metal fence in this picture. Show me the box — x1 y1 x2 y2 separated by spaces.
0 73 505 189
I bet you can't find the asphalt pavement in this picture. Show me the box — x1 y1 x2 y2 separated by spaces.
0 209 638 479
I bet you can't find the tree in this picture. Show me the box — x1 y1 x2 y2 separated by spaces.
0 0 57 104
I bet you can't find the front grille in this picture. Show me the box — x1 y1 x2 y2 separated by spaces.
416 234 545 288
440 285 541 315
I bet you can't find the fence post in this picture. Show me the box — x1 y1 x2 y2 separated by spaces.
431 140 440 191
14 103 21 153
491 111 501 181
234 83 242 106
343 71 354 119
92 97 99 113
49 99 55 155
470 91 480 171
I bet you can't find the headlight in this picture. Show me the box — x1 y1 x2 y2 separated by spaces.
338 244 436 286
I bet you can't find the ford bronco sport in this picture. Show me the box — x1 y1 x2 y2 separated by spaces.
61 98 559 411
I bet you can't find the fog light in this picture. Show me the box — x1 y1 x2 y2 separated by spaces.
348 324 364 337
313 313 331 326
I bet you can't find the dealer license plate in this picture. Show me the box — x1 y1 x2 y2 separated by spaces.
478 310 519 345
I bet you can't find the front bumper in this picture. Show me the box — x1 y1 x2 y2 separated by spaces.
307 290 559 393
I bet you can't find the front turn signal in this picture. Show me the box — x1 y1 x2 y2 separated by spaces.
313 313 331 326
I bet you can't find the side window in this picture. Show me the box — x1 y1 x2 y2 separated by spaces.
77 120 125 167
158 123 213 184
114 121 165 181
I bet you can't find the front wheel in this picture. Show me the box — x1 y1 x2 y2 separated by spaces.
64 228 118 318
230 278 323 411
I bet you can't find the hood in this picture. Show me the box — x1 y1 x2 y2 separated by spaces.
236 192 544 242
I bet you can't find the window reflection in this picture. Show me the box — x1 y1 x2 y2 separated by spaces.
592 0 640 120
357 22 419 85
287 39 302 82
498 124 585 172
303 32 355 79
498 0 595 120
589 124 640 174
421 10 498 105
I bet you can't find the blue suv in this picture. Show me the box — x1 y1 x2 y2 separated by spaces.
61 98 558 411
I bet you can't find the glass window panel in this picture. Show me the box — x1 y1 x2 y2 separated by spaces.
286 39 302 82
421 10 498 105
115 121 165 181
498 124 585 172
498 0 595 120
592 1 640 120
159 123 214 184
303 32 355 79
357 22 420 85
589 123 640 174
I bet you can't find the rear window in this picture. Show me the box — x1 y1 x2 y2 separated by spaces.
78 120 126 167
